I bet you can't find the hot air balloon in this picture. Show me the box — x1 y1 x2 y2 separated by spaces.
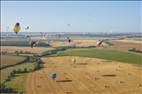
96 40 103 47
30 41 37 48
67 37 72 43
50 73 56 80
25 26 29 30
67 24 71 27
72 58 76 64
13 22 21 34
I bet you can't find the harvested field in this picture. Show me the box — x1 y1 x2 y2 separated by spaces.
26 56 142 94
111 40 142 51
50 39 108 47
0 55 26 68
115 39 142 44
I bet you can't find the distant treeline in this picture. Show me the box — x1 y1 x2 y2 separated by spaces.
1 32 142 37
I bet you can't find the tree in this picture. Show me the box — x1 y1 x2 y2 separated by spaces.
13 69 17 74
19 50 23 54
24 68 27 73
15 51 19 56
10 72 15 77
17 68 22 73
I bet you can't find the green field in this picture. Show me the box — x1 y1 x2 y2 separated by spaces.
5 74 28 93
1 62 36 92
1 62 35 84
0 55 26 68
57 48 142 64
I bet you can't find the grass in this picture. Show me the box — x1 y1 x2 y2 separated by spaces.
0 55 26 68
57 48 142 64
1 62 36 84
5 74 28 93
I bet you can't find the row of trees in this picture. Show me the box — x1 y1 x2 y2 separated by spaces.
0 63 43 93
39 46 99 57
0 50 32 55
39 46 69 57
128 48 142 53
34 58 44 70
0 57 44 93
4 68 32 84
0 68 27 93
0 84 18 93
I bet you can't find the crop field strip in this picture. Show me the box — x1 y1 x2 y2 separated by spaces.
57 48 142 64
0 55 27 69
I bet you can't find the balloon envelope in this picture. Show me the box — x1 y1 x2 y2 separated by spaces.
26 26 29 30
50 73 56 80
13 22 21 34
31 41 37 48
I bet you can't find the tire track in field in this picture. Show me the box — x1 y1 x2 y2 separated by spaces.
68 70 93 94
26 72 37 94
27 71 50 94
34 71 49 94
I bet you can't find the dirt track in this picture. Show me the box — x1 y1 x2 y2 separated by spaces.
26 56 142 94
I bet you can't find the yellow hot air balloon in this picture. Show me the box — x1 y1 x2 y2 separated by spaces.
13 22 21 34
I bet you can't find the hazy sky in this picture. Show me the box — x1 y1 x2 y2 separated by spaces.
1 1 142 33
